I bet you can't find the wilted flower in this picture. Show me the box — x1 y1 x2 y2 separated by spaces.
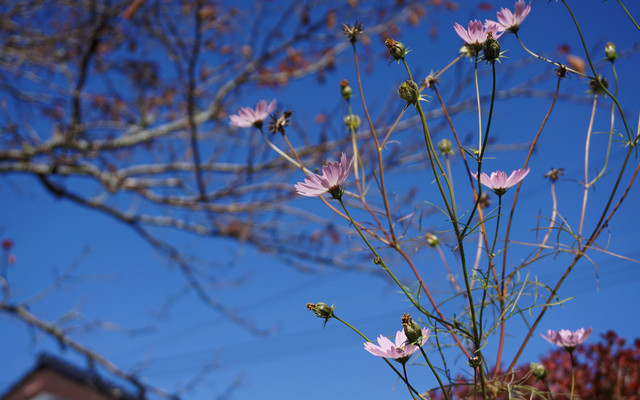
541 327 593 351
294 153 354 199
364 327 430 364
454 20 503 51
398 80 421 105
229 99 276 129
483 31 501 62
589 75 609 96
472 168 530 196
487 0 532 33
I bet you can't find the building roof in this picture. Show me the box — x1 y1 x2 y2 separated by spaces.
1 353 141 400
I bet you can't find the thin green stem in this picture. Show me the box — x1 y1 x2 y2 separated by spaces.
419 347 450 400
617 0 640 31
560 0 633 142
402 363 417 400
569 351 576 400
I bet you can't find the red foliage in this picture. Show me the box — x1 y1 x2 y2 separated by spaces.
432 331 640 399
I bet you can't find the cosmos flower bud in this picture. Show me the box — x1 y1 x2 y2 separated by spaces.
468 354 482 368
605 42 617 62
384 38 407 61
401 313 423 345
343 114 361 131
438 138 454 156
425 233 439 247
306 302 335 327
398 80 420 105
340 79 352 100
530 362 547 380
483 32 501 62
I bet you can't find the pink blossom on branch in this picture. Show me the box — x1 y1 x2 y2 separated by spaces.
363 327 430 363
487 0 532 33
294 153 354 199
453 20 503 49
541 327 593 350
229 99 276 129
472 168 530 195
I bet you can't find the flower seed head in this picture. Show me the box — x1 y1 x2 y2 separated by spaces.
307 302 335 327
342 21 364 44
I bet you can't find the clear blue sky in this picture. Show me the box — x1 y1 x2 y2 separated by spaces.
2 1 640 399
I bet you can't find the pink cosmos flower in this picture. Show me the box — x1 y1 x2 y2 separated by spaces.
454 20 504 49
294 153 354 199
229 99 276 129
364 327 430 363
472 168 530 195
487 0 532 33
541 327 592 350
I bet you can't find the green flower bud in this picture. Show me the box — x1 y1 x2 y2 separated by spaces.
468 355 482 368
398 80 420 105
605 42 617 62
340 79 352 100
425 233 439 247
401 313 423 345
530 362 547 380
343 114 361 131
306 302 335 327
483 32 501 62
384 38 407 61
438 138 454 156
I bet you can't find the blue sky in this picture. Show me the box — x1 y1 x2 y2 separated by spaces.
2 1 640 399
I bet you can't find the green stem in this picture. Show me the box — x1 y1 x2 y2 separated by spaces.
402 363 417 400
560 0 633 142
617 0 640 31
569 350 576 400
479 194 502 340
419 347 450 400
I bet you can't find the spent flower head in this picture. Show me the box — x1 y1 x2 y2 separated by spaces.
364 327 430 364
268 110 292 135
340 79 352 100
229 99 276 130
342 21 363 44
487 0 532 34
605 42 617 62
472 168 530 196
294 153 354 199
541 327 592 351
